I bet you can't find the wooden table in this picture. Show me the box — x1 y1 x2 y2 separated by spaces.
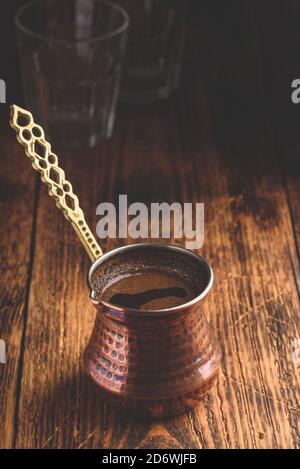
1 3 300 449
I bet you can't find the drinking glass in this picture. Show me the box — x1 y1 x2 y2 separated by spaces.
15 0 129 149
118 0 186 102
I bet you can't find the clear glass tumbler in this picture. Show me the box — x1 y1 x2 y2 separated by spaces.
15 0 129 149
118 0 186 103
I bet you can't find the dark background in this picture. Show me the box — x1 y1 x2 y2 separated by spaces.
0 0 300 138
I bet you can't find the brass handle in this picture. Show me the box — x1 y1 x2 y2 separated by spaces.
10 104 103 263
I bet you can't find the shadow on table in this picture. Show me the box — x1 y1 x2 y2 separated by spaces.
38 370 186 449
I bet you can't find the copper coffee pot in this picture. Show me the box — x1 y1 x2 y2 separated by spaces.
11 105 221 419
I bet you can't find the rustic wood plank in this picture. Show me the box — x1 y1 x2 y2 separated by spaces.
196 1 300 448
6 0 300 449
278 139 300 297
0 120 37 448
14 102 211 449
13 79 300 449
12 144 109 448
251 0 300 291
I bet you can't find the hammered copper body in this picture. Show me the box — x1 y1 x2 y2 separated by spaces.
84 244 221 419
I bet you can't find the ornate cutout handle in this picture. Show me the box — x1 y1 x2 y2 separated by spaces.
10 104 103 263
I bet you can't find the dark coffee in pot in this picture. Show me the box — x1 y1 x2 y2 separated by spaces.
90 244 210 311
102 270 200 310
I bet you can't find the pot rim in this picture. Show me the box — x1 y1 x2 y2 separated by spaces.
87 243 214 316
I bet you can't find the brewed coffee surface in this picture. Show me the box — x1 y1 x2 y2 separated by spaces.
102 270 199 310
91 246 209 311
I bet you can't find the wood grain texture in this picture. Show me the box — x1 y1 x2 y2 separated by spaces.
1 0 300 449
0 122 37 448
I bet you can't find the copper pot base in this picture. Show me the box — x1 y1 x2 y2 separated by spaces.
84 361 220 419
